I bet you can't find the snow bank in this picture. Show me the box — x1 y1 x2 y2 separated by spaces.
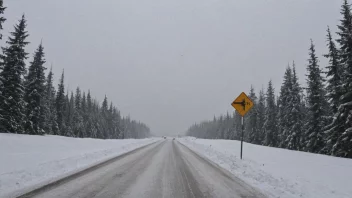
0 134 159 198
179 137 352 198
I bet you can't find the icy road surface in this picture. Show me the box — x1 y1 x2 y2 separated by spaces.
20 140 264 198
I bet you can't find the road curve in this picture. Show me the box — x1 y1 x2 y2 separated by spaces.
19 140 264 198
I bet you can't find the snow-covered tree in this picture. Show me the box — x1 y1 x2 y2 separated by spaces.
24 43 46 135
304 40 329 153
100 95 109 139
256 88 266 145
216 115 225 139
43 67 58 135
64 92 74 137
0 15 29 133
0 0 6 40
73 87 84 137
278 66 293 148
85 90 94 138
286 63 304 150
56 71 65 135
336 0 352 83
263 80 278 147
326 0 352 157
246 85 258 143
325 27 343 114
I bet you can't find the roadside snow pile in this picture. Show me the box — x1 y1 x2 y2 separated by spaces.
179 137 352 198
0 134 159 198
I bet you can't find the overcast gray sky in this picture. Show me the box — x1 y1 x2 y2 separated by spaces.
3 0 342 136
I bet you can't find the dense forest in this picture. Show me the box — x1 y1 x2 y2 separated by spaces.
0 1 150 139
187 0 352 158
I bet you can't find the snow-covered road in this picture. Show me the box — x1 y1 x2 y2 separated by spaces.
19 140 264 198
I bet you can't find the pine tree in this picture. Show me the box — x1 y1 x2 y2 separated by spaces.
56 71 65 134
0 0 6 40
64 92 74 137
113 107 122 139
331 84 352 157
0 15 29 133
75 87 81 112
73 87 84 137
43 67 58 135
327 0 352 158
108 102 115 138
100 95 109 138
228 113 238 140
92 100 101 138
304 40 329 153
224 112 232 140
246 85 258 143
322 27 344 154
81 92 87 137
336 0 352 83
263 80 278 147
325 27 343 114
216 115 225 139
278 66 293 148
86 90 94 138
24 43 46 135
256 88 265 145
286 63 304 150
87 90 92 113
0 0 5 73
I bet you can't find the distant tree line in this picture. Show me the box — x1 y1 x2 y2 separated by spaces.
0 1 150 139
187 0 352 158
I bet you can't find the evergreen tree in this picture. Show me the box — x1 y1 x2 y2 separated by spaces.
75 87 81 112
327 0 352 158
102 95 108 112
0 15 29 133
93 100 101 138
108 102 115 138
286 63 304 150
336 0 352 83
278 66 293 148
216 115 225 139
325 27 343 114
256 88 266 145
246 85 258 143
304 40 329 153
0 0 6 40
81 92 86 116
73 87 84 137
0 0 5 72
56 71 65 134
228 113 237 140
24 43 46 135
85 90 94 137
87 90 92 113
64 92 74 137
81 92 87 136
100 95 109 138
263 80 278 147
224 112 232 140
43 67 58 135
330 84 352 157
323 27 344 154
110 106 121 139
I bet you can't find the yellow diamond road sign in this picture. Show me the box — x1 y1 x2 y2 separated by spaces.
231 92 254 116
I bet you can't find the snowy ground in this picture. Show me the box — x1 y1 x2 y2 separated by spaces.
24 140 263 198
0 134 159 198
179 137 352 198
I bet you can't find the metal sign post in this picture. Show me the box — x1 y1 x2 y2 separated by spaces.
241 116 244 159
231 92 253 160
